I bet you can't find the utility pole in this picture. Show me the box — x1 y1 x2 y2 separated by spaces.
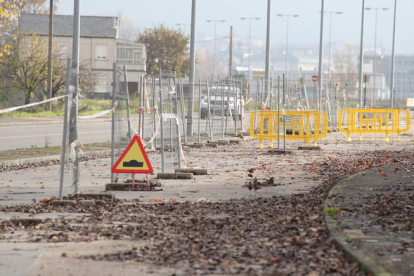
324 11 343 85
390 0 398 108
366 7 388 107
240 17 260 97
264 0 271 101
69 0 80 192
358 0 366 108
318 0 325 102
187 0 196 136
206 19 225 78
229 26 233 78
277 14 299 74
47 0 54 111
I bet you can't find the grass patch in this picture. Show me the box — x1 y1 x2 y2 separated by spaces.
0 99 115 118
323 207 341 216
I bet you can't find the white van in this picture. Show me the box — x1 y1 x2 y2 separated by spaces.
200 86 242 119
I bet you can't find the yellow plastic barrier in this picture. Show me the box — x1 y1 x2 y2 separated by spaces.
250 111 329 149
338 109 410 142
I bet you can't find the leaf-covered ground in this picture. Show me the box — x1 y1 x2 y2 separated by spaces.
1 150 413 275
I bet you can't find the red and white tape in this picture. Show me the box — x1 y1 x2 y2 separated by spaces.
78 102 118 119
0 95 67 114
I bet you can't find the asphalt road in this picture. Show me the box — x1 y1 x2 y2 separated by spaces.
0 121 114 151
0 115 249 151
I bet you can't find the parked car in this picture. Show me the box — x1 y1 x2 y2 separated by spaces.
200 86 243 119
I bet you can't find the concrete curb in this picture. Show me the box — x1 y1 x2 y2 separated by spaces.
324 172 392 276
0 150 111 167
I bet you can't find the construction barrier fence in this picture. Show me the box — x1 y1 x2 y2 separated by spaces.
250 111 329 149
338 109 410 142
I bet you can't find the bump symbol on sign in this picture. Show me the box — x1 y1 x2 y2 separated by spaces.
123 160 144 168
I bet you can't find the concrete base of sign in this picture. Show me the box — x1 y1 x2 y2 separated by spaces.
267 149 293 155
123 179 161 186
157 173 193 180
106 181 161 191
106 183 150 191
298 146 321 151
175 168 208 175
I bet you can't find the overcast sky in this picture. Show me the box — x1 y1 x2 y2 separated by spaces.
56 0 414 55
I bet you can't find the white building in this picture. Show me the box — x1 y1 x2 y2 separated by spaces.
19 13 146 97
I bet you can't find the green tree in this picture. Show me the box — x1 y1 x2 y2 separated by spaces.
0 0 22 59
0 0 58 59
138 24 189 77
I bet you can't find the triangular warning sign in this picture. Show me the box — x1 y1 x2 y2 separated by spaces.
111 135 153 174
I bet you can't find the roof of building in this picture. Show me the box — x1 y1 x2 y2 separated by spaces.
19 14 118 38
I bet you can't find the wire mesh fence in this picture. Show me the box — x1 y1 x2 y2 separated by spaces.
3 63 414 197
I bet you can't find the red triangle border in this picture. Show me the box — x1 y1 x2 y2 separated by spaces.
111 135 154 174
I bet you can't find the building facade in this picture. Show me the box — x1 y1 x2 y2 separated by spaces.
19 13 146 98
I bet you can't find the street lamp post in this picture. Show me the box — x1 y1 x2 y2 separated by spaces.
240 17 261 82
206 20 225 78
390 0 398 108
318 0 325 110
358 0 366 108
324 11 343 85
277 14 299 75
264 0 272 102
366 7 388 106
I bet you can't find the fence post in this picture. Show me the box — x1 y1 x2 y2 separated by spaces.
159 70 165 173
123 66 132 141
58 58 72 199
110 62 117 183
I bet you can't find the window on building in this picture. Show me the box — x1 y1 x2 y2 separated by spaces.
116 44 144 65
96 45 108 60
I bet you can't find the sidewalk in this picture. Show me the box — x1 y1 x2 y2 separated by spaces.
1 118 414 274
325 162 414 276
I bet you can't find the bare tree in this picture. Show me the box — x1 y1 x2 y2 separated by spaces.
118 15 139 41
0 33 98 104
20 0 59 14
